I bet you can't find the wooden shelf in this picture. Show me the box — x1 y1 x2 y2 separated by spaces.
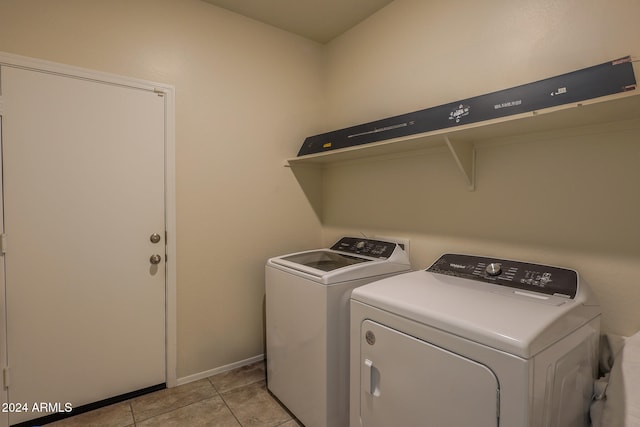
288 90 640 168
286 90 640 218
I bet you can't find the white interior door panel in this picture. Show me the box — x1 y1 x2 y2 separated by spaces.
1 65 166 424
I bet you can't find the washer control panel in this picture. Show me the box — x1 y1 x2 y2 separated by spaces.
427 253 577 298
330 237 398 259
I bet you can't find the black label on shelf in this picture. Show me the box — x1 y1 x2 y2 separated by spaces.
298 56 636 156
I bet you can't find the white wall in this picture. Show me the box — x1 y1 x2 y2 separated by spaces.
321 0 640 336
0 0 324 378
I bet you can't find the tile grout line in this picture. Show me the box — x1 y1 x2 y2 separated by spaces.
207 367 280 427
215 388 244 426
129 401 137 427
207 375 253 427
130 380 222 424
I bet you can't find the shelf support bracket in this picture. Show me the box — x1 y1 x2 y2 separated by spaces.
444 136 475 191
288 163 324 222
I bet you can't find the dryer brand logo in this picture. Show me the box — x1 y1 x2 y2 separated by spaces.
449 104 470 123
450 263 468 270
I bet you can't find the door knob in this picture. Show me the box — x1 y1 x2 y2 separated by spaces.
150 233 161 244
150 254 162 265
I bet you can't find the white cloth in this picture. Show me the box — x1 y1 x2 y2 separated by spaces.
592 331 640 427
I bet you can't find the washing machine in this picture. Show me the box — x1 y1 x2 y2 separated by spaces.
350 253 601 427
266 237 412 427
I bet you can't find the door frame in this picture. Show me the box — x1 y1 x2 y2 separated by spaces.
0 52 177 425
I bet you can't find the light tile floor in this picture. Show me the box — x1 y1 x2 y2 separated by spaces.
47 361 302 426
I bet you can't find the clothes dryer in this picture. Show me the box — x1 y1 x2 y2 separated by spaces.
350 253 601 427
266 237 411 427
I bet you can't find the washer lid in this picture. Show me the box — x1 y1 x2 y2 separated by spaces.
267 237 412 284
279 250 371 272
351 255 601 358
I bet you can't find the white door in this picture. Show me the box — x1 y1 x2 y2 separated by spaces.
1 65 166 425
359 320 499 427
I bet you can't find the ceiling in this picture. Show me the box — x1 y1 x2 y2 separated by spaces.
200 0 395 44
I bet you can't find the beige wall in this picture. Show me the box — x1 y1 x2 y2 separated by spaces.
325 0 638 127
1 0 639 383
0 0 324 378
322 0 640 335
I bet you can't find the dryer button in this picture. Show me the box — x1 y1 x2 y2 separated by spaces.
485 263 502 276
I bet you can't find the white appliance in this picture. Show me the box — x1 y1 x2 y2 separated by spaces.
266 237 412 427
350 253 601 427
591 330 640 427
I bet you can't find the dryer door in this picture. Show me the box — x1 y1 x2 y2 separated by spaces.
359 320 499 427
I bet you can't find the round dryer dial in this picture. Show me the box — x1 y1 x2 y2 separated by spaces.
485 263 502 276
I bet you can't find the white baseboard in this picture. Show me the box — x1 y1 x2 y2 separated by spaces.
175 354 265 387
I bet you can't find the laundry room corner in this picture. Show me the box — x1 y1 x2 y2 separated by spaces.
319 0 640 338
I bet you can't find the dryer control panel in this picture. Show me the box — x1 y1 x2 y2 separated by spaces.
427 253 577 299
330 237 398 259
